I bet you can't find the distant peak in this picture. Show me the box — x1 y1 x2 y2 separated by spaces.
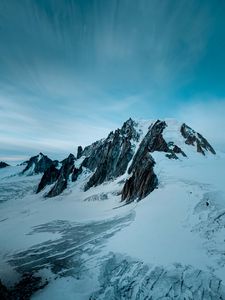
0 161 10 168
22 153 55 175
123 117 136 127
180 123 216 155
68 153 75 159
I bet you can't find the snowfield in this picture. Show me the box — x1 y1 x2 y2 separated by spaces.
0 120 225 299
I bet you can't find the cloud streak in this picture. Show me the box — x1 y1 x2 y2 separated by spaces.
0 0 224 162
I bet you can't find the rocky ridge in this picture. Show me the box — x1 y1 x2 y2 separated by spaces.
0 274 47 300
83 118 140 191
181 123 216 155
36 164 60 193
35 119 216 203
22 153 58 176
46 153 81 198
0 162 10 169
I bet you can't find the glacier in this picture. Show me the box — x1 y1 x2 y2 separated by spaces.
0 119 225 299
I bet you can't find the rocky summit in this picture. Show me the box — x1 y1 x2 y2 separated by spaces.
22 153 58 176
35 118 215 203
180 123 216 155
83 118 140 191
46 153 77 197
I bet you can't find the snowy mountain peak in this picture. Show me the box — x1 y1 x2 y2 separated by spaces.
22 153 58 176
35 118 216 203
38 153 80 197
120 117 140 140
1 118 224 300
181 123 216 155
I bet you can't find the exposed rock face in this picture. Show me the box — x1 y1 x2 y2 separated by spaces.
35 118 217 201
37 118 140 197
166 142 187 159
76 146 83 159
128 120 182 175
122 120 186 202
84 118 140 191
46 154 77 197
71 166 82 182
22 153 57 175
122 153 158 202
0 161 10 168
0 274 47 300
0 280 11 300
80 140 105 171
144 120 169 152
181 123 216 155
36 165 60 193
128 120 166 175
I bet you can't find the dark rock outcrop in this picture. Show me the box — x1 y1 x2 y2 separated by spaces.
36 165 60 193
76 146 83 159
122 120 173 202
0 161 10 168
71 166 83 182
79 140 105 171
128 120 175 175
0 274 47 300
128 120 166 175
35 118 216 201
122 153 158 203
181 123 216 155
46 154 76 197
84 118 140 191
166 142 187 159
144 120 169 152
0 280 11 300
22 153 57 175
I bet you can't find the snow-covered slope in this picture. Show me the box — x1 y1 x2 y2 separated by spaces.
0 119 225 299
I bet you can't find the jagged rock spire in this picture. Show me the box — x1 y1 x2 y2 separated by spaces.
35 118 216 202
22 153 57 175
44 153 82 198
84 118 140 191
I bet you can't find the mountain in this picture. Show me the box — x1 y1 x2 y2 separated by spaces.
0 162 10 169
36 118 215 203
1 118 225 300
21 153 58 176
44 153 76 197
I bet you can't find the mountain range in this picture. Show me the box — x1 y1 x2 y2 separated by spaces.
0 118 225 300
17 119 216 201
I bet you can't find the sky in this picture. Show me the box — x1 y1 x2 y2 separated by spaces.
1 0 225 163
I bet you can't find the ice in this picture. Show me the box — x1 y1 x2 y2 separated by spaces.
89 254 225 300
1 121 225 299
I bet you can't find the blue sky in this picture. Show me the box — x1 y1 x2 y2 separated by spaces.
1 0 225 163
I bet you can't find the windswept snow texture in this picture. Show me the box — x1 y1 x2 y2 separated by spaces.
9 214 134 277
0 119 225 300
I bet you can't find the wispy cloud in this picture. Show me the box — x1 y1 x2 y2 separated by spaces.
0 0 224 161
